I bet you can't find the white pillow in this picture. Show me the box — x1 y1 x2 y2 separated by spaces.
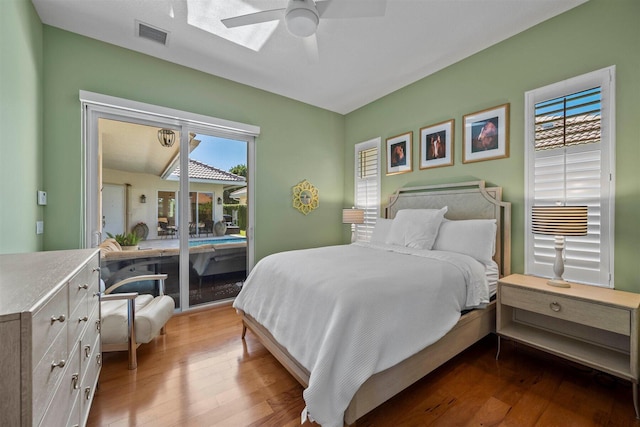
433 219 497 265
385 207 448 249
370 218 393 243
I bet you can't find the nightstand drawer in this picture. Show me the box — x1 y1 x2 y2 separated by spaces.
501 285 630 336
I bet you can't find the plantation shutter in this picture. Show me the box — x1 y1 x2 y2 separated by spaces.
525 67 614 287
354 138 380 242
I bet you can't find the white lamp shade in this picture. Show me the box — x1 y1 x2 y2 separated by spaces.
342 208 365 224
531 206 588 236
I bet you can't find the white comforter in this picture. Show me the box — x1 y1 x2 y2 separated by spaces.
233 242 489 427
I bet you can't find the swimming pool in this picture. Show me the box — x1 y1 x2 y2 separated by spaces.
189 236 247 247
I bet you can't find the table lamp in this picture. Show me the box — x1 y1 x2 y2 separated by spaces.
343 208 365 243
531 205 588 288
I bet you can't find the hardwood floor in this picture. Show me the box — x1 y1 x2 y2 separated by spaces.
88 305 640 426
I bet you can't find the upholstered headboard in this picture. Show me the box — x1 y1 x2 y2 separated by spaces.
384 181 511 276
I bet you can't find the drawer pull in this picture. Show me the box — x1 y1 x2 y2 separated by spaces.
79 315 88 322
51 314 66 324
96 319 101 332
85 386 92 400
550 302 561 312
51 359 66 369
92 267 101 273
84 345 91 358
78 283 89 290
96 354 102 366
72 373 79 389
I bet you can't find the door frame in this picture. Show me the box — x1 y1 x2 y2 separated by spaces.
80 90 259 311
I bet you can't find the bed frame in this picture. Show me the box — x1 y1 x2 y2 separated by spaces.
239 180 511 425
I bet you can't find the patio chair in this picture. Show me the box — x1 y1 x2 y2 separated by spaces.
100 274 174 369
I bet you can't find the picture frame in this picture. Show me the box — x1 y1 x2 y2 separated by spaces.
386 131 413 175
462 103 510 163
419 119 454 169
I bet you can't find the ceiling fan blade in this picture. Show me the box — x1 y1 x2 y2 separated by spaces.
316 0 386 19
302 33 319 63
221 8 285 29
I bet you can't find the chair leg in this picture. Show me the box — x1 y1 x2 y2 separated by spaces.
127 298 138 370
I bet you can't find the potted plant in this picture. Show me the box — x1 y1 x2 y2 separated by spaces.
107 232 141 251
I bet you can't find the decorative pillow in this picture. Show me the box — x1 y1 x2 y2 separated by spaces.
385 207 448 249
370 218 393 243
433 219 497 265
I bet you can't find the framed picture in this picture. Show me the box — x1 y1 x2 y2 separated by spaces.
463 103 510 163
386 131 413 175
420 119 454 169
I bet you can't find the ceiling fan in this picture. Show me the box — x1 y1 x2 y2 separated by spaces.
221 0 387 38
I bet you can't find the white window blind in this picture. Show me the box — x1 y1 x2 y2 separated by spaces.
525 67 615 287
354 138 381 242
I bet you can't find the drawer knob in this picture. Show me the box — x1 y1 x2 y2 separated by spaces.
51 360 66 369
51 314 66 324
79 316 88 322
78 283 89 290
84 345 91 358
85 387 92 400
72 373 79 389
92 267 101 273
550 301 561 312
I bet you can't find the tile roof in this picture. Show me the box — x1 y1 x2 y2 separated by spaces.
171 159 246 183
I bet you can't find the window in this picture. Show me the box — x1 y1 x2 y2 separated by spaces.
525 66 615 287
354 138 381 242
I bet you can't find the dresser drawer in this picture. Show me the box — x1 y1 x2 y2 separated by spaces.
38 343 80 427
501 285 630 336
32 328 69 425
68 266 90 319
68 302 90 354
80 333 102 425
80 308 100 378
32 285 68 367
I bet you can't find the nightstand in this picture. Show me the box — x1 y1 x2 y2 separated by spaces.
496 274 640 418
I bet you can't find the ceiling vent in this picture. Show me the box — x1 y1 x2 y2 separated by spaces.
136 21 169 45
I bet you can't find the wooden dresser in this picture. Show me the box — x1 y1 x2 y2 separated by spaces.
0 249 101 427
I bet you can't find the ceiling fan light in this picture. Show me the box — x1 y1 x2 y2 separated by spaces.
285 8 318 37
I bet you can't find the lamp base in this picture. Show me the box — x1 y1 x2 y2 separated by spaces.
547 279 571 288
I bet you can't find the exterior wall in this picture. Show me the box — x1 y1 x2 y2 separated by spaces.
102 168 225 240
344 0 640 292
0 0 43 254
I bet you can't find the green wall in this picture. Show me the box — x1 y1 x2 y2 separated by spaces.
41 27 345 262
0 0 44 254
344 0 640 292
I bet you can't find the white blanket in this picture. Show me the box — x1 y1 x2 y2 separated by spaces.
233 242 488 427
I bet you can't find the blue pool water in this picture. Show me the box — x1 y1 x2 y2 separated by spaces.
189 236 246 247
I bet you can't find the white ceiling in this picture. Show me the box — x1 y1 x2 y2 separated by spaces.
32 0 586 114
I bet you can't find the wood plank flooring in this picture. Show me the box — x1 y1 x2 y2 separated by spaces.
88 305 640 426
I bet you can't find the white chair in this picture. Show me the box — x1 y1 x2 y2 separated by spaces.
100 274 175 369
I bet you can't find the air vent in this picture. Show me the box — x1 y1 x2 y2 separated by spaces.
137 21 169 45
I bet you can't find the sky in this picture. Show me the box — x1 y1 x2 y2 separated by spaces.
189 134 247 173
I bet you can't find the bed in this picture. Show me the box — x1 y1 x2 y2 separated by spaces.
234 181 511 426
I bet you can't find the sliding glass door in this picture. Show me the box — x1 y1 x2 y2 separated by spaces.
82 91 257 312
186 131 247 307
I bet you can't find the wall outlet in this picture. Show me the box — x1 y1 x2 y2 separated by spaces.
36 221 44 235
37 190 47 205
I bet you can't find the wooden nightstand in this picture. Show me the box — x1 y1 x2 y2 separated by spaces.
497 274 640 418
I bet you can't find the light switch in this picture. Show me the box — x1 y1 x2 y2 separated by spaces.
37 191 47 205
36 221 44 234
